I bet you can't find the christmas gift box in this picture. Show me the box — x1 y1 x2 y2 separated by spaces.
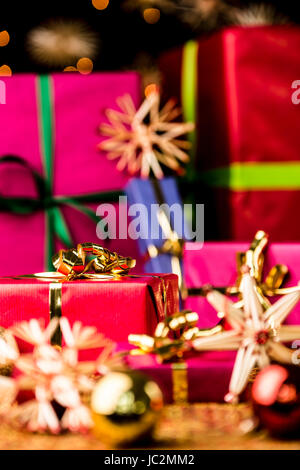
159 26 300 241
125 177 192 287
0 272 179 357
184 239 300 328
124 349 234 404
0 72 142 276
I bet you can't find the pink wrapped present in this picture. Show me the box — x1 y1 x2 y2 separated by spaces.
0 73 142 275
184 241 300 328
120 345 234 403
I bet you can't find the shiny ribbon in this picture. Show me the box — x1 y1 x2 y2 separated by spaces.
187 230 300 308
0 76 122 271
128 309 222 363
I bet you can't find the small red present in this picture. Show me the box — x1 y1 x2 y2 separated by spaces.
0 273 179 356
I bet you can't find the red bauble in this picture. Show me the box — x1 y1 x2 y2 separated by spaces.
251 364 300 438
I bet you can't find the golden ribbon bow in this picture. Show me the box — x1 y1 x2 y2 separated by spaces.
52 243 136 280
227 230 299 311
128 310 222 363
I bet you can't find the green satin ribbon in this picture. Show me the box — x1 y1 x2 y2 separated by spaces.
200 163 300 190
181 40 198 170
0 76 122 270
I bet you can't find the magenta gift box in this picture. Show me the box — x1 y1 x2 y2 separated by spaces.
0 73 142 275
184 241 300 328
121 346 235 403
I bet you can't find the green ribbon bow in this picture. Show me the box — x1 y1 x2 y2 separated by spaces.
0 75 122 270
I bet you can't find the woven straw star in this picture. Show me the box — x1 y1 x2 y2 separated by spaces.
99 91 194 179
193 267 300 404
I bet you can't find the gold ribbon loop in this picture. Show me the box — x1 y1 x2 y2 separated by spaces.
52 243 136 280
129 309 222 363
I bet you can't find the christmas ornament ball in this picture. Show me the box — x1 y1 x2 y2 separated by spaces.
90 370 163 446
251 364 300 438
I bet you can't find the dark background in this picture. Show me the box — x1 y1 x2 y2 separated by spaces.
1 0 300 73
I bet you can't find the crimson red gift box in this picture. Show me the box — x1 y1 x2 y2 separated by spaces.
0 274 179 356
122 347 234 403
159 26 300 241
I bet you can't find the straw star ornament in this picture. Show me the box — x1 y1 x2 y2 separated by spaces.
193 266 300 404
99 91 195 179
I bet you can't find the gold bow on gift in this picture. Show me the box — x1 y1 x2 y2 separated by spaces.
128 310 222 363
52 243 136 280
229 230 298 310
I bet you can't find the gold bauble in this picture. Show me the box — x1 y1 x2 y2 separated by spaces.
90 370 163 446
0 326 18 376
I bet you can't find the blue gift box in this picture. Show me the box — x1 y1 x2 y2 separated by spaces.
125 177 191 284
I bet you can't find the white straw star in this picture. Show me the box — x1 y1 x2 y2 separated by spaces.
193 267 300 403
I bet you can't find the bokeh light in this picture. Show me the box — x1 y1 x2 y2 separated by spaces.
76 57 93 74
0 30 10 47
145 83 159 97
63 66 78 72
92 0 109 10
143 8 161 24
0 65 12 76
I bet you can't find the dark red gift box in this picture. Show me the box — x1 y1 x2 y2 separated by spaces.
0 274 179 355
159 26 300 241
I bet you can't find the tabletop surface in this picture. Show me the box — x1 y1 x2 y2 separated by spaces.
1 403 300 450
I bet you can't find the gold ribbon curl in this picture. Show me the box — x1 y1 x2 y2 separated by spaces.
52 243 136 280
128 309 222 363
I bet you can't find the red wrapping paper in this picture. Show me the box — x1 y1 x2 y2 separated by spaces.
0 274 179 357
159 26 300 241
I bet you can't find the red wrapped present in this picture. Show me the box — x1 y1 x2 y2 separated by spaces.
0 273 179 357
159 26 300 241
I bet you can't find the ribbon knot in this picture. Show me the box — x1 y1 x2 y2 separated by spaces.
128 310 222 362
52 243 136 279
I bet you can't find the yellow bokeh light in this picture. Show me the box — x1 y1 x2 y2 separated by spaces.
0 65 12 76
143 8 160 24
92 0 109 10
76 57 93 75
63 66 78 72
0 30 10 47
145 83 159 97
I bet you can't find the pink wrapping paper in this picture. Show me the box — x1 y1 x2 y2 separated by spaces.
121 345 235 403
184 241 300 327
0 73 142 275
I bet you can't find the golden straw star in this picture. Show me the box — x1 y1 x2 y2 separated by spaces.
99 91 194 179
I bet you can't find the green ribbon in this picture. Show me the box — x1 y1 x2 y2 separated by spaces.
181 40 198 173
0 75 122 270
200 163 300 190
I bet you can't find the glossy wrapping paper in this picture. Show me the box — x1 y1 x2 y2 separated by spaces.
184 241 300 328
0 73 142 275
0 273 179 357
159 26 300 241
